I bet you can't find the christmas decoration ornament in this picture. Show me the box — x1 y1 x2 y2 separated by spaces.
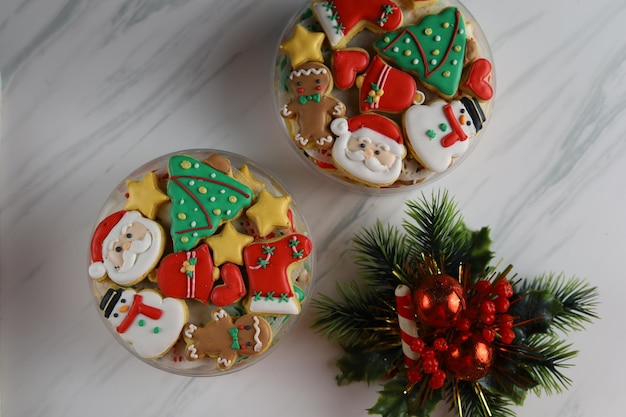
313 190 598 417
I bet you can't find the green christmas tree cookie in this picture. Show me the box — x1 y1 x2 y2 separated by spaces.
374 7 466 98
167 155 254 252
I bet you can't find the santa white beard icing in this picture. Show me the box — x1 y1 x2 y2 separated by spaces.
100 288 187 359
331 114 406 186
88 210 165 286
404 97 486 173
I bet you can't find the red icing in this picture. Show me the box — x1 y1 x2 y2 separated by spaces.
359 56 417 113
157 244 215 304
332 49 370 89
211 263 246 306
90 210 126 264
116 294 163 334
441 104 469 148
463 58 493 100
243 234 312 300
330 0 403 34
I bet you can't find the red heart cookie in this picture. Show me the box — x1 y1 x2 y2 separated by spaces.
461 58 494 101
211 263 246 307
332 48 370 90
157 244 215 304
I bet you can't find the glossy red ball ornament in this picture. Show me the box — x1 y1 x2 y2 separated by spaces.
414 274 466 329
444 332 494 381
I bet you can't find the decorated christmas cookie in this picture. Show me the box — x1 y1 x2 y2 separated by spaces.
100 288 188 359
88 150 314 375
274 0 495 192
280 62 346 149
183 309 272 370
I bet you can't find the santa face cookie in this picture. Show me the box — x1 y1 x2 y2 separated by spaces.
331 114 406 186
89 210 165 286
100 288 188 359
404 97 485 172
280 62 346 149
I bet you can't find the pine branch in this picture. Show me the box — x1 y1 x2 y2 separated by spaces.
402 190 474 274
520 273 600 333
452 381 517 417
312 281 399 349
353 220 413 288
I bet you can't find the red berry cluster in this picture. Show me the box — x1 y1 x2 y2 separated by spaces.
407 337 448 388
405 278 516 388
461 279 516 345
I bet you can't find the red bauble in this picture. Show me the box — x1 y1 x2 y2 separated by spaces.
414 274 466 329
444 332 494 381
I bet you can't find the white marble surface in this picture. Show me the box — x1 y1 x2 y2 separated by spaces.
1 0 625 416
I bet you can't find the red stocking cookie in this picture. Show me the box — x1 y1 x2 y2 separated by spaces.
280 62 346 149
183 308 272 370
312 0 403 49
243 233 312 315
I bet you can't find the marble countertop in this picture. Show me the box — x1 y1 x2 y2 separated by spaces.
1 0 625 416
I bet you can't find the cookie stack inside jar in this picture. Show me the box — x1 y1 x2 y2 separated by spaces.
88 150 314 376
274 0 495 192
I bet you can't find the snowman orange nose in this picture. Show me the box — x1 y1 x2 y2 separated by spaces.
119 305 130 313
459 115 467 125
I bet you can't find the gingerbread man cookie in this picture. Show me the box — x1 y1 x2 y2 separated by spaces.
280 62 346 149
183 308 272 370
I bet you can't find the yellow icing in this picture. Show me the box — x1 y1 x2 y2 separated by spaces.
205 222 254 266
124 172 170 219
245 190 292 237
280 24 325 68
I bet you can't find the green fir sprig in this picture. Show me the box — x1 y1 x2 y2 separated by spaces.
312 190 599 417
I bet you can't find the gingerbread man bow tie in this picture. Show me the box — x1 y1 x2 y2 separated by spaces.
299 93 321 104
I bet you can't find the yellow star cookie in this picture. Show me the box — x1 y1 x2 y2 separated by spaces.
125 172 170 219
205 222 254 266
246 190 292 237
280 24 325 68
234 164 265 195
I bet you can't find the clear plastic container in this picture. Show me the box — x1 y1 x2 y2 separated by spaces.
88 150 314 375
273 0 496 193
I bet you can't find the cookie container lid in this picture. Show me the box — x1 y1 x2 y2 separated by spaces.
273 0 496 194
88 150 315 376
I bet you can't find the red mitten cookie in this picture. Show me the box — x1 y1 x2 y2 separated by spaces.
157 244 217 304
357 56 424 113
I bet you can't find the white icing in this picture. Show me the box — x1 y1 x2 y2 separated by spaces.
403 100 477 173
187 344 199 360
330 119 405 186
332 103 345 116
105 289 187 359
217 357 232 367
249 297 299 315
280 104 292 117
315 135 333 146
295 133 308 146
184 323 197 339
252 316 263 352
100 211 164 286
213 309 228 321
288 66 328 80
312 2 343 46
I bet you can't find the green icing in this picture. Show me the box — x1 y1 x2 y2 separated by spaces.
167 155 254 252
374 7 466 97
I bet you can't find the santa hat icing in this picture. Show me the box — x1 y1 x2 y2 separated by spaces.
331 113 405 156
89 210 127 279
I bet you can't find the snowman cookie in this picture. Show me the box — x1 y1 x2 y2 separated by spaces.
89 151 314 374
274 0 495 190
100 288 188 359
